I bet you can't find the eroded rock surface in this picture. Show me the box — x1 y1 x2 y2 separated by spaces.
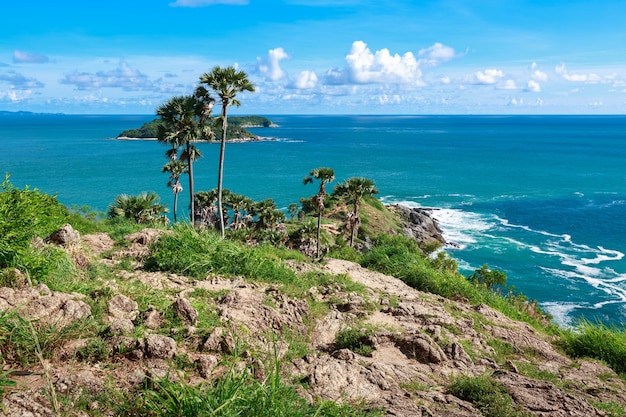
2 229 625 417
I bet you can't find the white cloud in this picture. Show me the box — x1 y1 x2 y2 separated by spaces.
169 0 247 7
526 80 541 92
500 80 517 90
529 63 548 82
257 48 289 81
0 71 44 89
439 76 451 84
341 41 424 85
472 69 504 85
60 60 154 91
508 97 523 106
13 50 50 64
0 90 32 102
418 42 457 66
555 64 601 83
292 70 318 89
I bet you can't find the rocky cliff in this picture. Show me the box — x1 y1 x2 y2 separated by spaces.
1 224 625 416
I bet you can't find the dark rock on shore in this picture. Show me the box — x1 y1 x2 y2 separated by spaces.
388 204 446 247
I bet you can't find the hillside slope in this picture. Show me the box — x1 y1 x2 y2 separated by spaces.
1 224 625 416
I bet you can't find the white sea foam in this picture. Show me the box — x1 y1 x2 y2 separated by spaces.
541 302 581 327
429 208 494 248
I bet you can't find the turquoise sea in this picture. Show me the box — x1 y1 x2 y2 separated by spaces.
2 113 626 327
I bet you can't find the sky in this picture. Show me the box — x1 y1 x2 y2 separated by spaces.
1 0 626 115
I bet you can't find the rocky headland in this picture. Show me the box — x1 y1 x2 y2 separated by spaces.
1 214 625 416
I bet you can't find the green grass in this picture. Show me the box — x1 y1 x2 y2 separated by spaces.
335 326 376 357
144 224 298 284
449 373 532 417
0 311 97 366
558 320 626 376
117 361 383 417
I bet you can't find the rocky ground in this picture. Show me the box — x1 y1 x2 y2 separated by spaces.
1 224 625 416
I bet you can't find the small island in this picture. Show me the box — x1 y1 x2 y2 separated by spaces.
117 115 277 142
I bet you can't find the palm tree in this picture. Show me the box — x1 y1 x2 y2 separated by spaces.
107 192 168 224
198 66 255 238
224 191 254 230
162 159 187 222
333 177 379 247
303 167 335 258
156 95 213 223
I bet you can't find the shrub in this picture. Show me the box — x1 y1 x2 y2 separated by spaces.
107 192 168 224
144 224 297 284
558 320 626 376
449 373 530 417
0 175 70 268
335 327 375 356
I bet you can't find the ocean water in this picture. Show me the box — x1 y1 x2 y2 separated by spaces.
2 113 626 327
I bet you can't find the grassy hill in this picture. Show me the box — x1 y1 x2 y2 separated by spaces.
1 178 625 416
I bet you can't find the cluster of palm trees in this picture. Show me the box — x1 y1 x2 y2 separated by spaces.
157 66 254 233
107 65 380 255
194 189 285 233
303 167 378 258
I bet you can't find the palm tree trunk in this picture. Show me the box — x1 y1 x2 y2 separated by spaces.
187 142 195 224
316 211 322 258
173 191 179 223
216 105 228 238
350 200 360 247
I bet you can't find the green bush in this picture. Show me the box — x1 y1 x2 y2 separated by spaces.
0 175 70 268
144 224 297 284
449 373 530 417
559 321 626 376
335 327 375 356
360 234 479 300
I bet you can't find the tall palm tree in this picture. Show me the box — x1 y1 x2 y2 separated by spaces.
156 95 212 223
198 66 255 238
303 167 335 258
333 177 378 247
162 159 187 222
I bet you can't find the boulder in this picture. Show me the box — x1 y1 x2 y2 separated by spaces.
144 334 177 359
46 223 80 247
107 294 139 321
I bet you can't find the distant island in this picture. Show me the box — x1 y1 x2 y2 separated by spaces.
117 115 277 142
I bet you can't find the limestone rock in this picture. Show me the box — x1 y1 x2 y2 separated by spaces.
46 223 80 246
392 331 446 364
0 284 91 326
389 204 446 246
171 296 198 325
109 318 135 335
107 294 138 321
144 334 177 359
143 306 163 329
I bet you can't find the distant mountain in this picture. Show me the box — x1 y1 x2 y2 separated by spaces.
0 110 65 116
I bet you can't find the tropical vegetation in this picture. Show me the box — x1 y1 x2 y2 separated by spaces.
117 116 272 140
156 94 213 223
1 176 626 416
198 66 256 238
303 167 335 258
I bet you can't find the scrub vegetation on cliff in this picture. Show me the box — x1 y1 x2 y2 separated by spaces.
1 174 626 417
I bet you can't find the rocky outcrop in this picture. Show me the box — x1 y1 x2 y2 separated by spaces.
388 204 446 247
0 284 90 327
2 229 625 416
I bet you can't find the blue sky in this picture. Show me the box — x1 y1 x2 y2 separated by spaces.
1 0 625 114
